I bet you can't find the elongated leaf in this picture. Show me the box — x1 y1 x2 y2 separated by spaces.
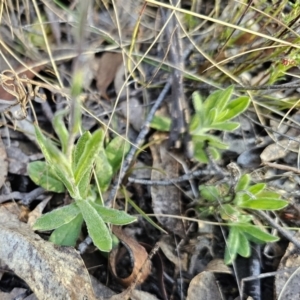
52 165 77 198
35 125 71 170
235 174 251 192
220 204 241 221
33 203 80 231
95 150 113 192
247 183 266 195
189 115 202 133
207 122 240 132
239 198 288 210
126 195 167 234
256 190 281 199
204 107 217 127
224 226 240 265
192 134 228 149
105 135 130 173
35 125 77 197
150 115 171 131
76 200 112 252
214 85 234 113
238 224 279 242
199 185 219 202
219 96 250 122
49 214 83 246
77 169 92 198
193 141 208 163
28 161 65 193
208 138 228 150
192 91 204 113
52 109 69 154
192 91 205 128
208 146 221 160
72 131 91 171
74 129 104 185
90 202 136 225
203 89 223 113
237 231 250 257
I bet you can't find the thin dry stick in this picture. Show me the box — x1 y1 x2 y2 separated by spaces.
262 161 300 174
255 210 300 249
107 35 199 206
128 168 227 186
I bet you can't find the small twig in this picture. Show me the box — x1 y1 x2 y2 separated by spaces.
244 114 300 144
255 210 300 249
107 38 199 206
262 161 300 174
128 169 226 186
248 244 261 300
78 236 92 254
241 267 299 297
0 187 45 205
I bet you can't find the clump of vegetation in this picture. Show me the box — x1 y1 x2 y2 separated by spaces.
198 173 288 264
152 85 250 162
28 110 133 252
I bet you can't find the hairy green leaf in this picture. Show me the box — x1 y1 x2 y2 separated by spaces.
49 214 83 246
203 89 223 113
52 109 69 154
207 122 240 132
105 135 130 173
219 96 250 122
239 198 288 210
255 190 281 199
237 231 251 257
73 131 91 171
28 161 65 193
192 91 204 114
95 150 113 192
238 224 279 242
35 125 77 197
247 183 266 195
204 107 217 127
150 115 171 131
199 185 219 202
33 203 80 231
76 200 112 252
90 202 136 225
189 114 202 133
235 174 251 192
214 86 234 112
74 129 104 185
224 226 240 265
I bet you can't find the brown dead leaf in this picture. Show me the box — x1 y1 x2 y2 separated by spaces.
159 235 188 271
275 232 300 300
150 133 185 237
0 136 8 189
205 259 232 274
0 64 44 101
118 98 144 131
260 140 299 162
109 226 151 287
27 196 52 227
0 207 96 300
95 52 123 100
186 271 223 300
